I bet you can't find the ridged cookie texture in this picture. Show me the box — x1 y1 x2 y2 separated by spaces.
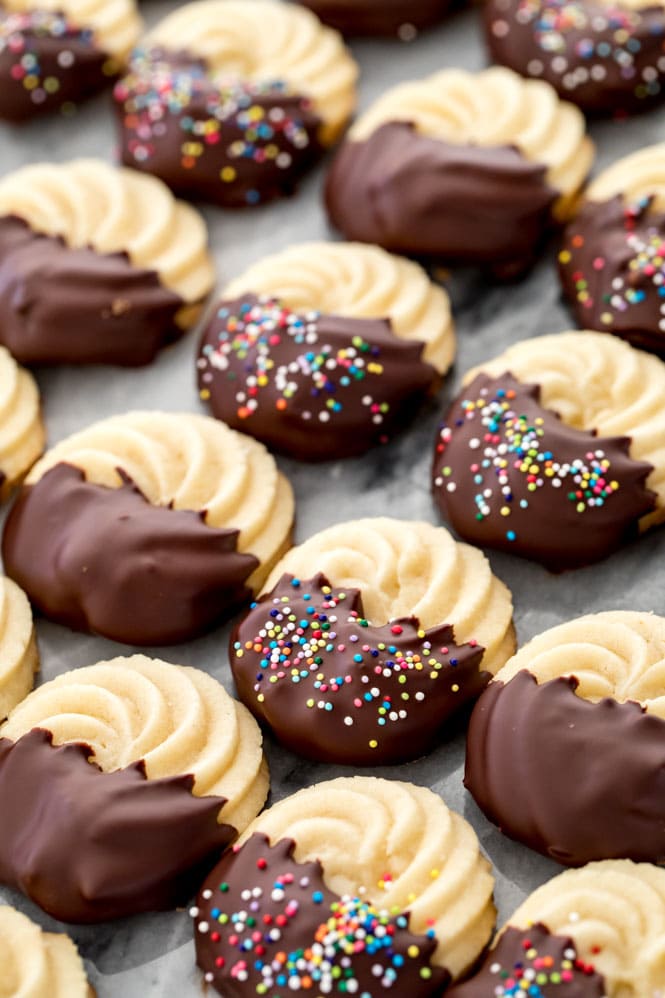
4 0 141 61
586 142 665 210
0 575 38 723
0 345 44 496
193 777 496 994
465 611 665 865
0 905 92 998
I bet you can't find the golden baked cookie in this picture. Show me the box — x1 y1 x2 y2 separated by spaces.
0 904 92 997
0 345 44 497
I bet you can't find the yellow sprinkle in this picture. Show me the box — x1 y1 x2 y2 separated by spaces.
220 166 237 182
559 250 571 264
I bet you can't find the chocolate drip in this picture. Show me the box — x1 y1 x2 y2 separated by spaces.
0 729 234 923
297 0 450 35
325 122 557 276
560 196 665 356
465 670 665 865
231 573 487 765
194 833 450 996
114 48 322 207
432 372 655 569
2 463 259 645
0 216 185 366
198 294 436 460
447 924 606 996
485 0 665 114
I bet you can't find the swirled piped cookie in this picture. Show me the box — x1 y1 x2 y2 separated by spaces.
325 66 593 276
2 412 294 644
192 777 496 994
0 160 214 366
0 0 141 121
448 860 665 997
114 0 358 206
560 144 665 356
432 331 665 568
230 518 515 763
0 344 44 497
0 575 38 722
465 611 665 865
198 243 454 459
0 655 269 922
0 905 92 997
296 0 450 35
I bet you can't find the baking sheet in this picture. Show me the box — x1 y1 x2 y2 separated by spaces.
2 3 665 994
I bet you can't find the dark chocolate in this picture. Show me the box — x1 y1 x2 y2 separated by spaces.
0 8 112 123
485 0 665 115
560 195 665 356
114 48 322 207
198 294 436 460
2 462 259 646
465 670 665 866
297 0 450 35
432 372 655 569
0 729 235 923
0 215 185 366
194 832 450 996
230 573 487 765
325 122 557 276
447 924 606 997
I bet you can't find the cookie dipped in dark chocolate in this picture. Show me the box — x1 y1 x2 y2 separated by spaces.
325 122 557 277
485 0 665 115
559 196 665 356
447 924 606 997
2 463 259 645
465 671 665 866
297 0 450 35
114 48 322 207
198 295 437 460
193 833 450 996
0 8 112 123
432 372 655 569
0 729 235 923
0 216 185 366
231 574 487 765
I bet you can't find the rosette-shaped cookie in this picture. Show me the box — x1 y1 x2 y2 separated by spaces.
432 331 665 568
326 66 593 275
465 611 665 865
448 860 665 997
0 905 92 997
0 0 141 121
0 655 269 922
0 160 214 366
198 242 454 459
0 575 38 721
192 777 496 994
560 144 665 355
114 0 358 206
230 518 515 763
296 0 450 35
485 0 665 115
2 412 294 644
0 344 44 496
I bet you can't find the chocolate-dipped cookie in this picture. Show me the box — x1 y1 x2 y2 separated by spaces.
114 1 358 207
0 904 93 997
465 611 665 865
0 0 141 121
0 160 214 366
325 67 593 276
192 777 496 992
560 144 665 355
296 0 450 36
432 331 665 568
0 655 269 922
197 243 454 460
485 0 665 115
2 412 294 645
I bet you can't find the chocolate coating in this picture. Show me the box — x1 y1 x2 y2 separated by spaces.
447 924 606 997
198 294 436 460
432 373 655 569
297 0 450 35
114 48 322 207
230 573 487 765
0 216 185 366
325 122 557 276
2 463 259 645
485 0 665 115
465 670 665 866
0 729 234 923
0 8 112 123
194 832 450 996
560 196 665 356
